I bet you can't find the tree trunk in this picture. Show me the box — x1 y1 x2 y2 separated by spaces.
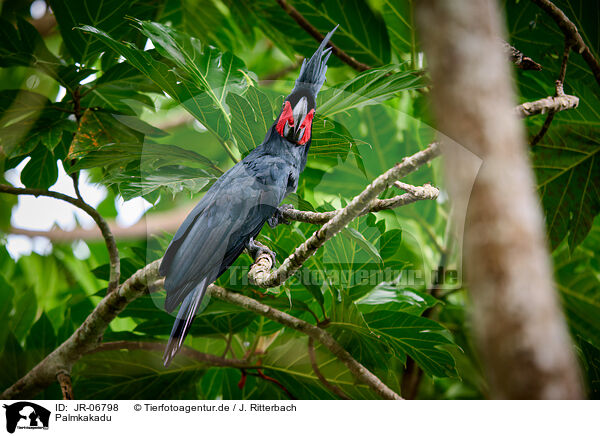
415 0 582 399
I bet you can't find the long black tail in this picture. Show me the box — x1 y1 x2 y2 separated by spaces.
163 278 209 366
293 25 338 95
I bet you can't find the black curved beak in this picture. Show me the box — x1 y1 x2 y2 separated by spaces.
284 97 308 142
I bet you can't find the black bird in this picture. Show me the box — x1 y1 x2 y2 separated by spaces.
159 26 338 366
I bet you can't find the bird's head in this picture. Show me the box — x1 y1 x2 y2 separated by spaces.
275 91 315 145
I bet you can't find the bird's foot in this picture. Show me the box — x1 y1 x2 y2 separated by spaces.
268 204 293 228
246 238 276 265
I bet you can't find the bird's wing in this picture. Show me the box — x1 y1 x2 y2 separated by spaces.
161 153 291 313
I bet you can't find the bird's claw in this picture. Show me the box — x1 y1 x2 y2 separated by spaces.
246 238 276 265
268 204 293 228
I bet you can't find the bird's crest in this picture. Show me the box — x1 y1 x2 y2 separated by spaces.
292 25 338 96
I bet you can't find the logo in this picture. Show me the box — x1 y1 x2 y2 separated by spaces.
3 402 50 433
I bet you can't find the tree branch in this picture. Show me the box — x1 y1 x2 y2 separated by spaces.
249 142 442 288
502 40 542 70
274 0 371 72
531 0 600 88
89 341 252 368
514 92 579 118
0 184 120 294
282 181 439 225
208 285 402 400
307 337 350 400
531 40 572 146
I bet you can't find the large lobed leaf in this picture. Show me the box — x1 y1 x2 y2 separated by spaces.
79 21 250 143
48 0 160 66
318 66 425 118
532 127 599 250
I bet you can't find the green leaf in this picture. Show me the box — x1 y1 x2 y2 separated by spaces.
72 348 203 399
309 115 359 167
9 288 37 342
68 109 144 159
79 21 250 144
25 312 57 369
318 66 425 118
342 227 383 264
382 0 418 62
554 232 600 348
227 87 273 156
579 339 600 399
234 0 391 67
20 145 58 189
81 62 159 115
261 335 381 399
136 311 256 338
328 296 393 372
0 331 27 392
40 123 65 151
0 115 75 159
533 127 600 251
364 310 457 378
92 258 142 283
0 91 75 159
358 284 438 316
105 166 215 200
198 367 225 399
48 0 156 65
0 17 93 90
322 214 386 300
71 142 215 172
159 0 246 52
131 297 256 338
0 90 50 126
0 274 15 348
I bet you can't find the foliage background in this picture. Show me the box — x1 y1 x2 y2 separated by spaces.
0 0 598 399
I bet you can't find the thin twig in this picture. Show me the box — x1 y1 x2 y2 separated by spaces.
70 172 84 202
531 39 572 146
222 332 234 358
246 369 297 400
275 0 371 72
0 184 121 294
557 40 572 85
531 0 600 88
308 337 350 399
249 142 442 288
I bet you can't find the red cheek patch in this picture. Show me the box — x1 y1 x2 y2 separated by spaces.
276 101 293 136
298 109 315 145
